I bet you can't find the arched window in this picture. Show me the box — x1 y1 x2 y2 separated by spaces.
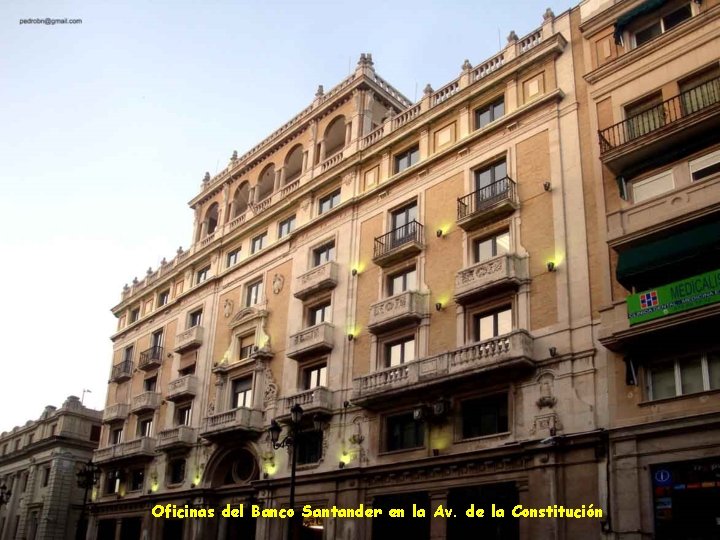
284 145 304 184
204 203 219 236
208 448 259 488
324 116 346 158
232 182 250 217
257 164 275 201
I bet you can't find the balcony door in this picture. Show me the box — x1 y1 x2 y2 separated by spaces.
391 203 418 247
474 160 508 204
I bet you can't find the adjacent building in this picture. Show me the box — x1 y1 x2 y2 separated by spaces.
0 396 102 540
575 0 720 538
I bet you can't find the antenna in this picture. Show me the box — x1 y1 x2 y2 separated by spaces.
81 389 92 405
348 56 352 76
498 28 501 49
414 82 418 102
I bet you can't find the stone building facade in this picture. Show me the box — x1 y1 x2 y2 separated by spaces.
0 396 102 540
575 0 720 538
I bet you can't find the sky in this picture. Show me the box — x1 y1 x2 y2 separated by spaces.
0 0 571 430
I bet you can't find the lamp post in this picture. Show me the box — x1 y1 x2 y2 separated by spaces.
0 483 11 506
75 460 100 540
269 404 324 540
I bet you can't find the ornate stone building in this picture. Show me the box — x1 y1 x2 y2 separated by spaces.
0 396 102 540
89 8 611 540
574 0 720 538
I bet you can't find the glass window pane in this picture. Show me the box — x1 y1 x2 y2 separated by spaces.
635 22 661 46
478 109 491 128
493 100 505 119
476 168 492 189
650 362 676 399
477 239 493 262
319 366 327 387
388 344 402 366
663 5 691 30
406 269 417 291
496 232 510 254
497 309 512 336
493 161 507 181
404 339 415 363
479 315 494 341
680 357 704 394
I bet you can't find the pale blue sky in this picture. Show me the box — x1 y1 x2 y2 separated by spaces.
0 0 570 429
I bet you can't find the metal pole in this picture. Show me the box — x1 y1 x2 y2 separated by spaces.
287 427 299 540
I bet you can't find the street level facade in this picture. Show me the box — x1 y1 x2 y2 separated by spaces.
0 396 102 540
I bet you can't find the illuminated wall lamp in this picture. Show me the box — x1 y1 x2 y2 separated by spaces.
547 261 556 272
351 269 358 276
543 181 552 192
347 333 355 342
435 302 443 312
436 229 444 238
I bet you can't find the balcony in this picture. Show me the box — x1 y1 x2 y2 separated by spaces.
200 407 264 441
352 330 535 407
102 403 129 424
457 177 518 231
294 261 339 300
174 325 204 354
110 360 133 383
454 254 529 305
367 291 429 334
157 426 197 451
166 375 199 403
130 392 161 414
286 322 335 360
93 437 156 464
598 77 720 175
138 346 164 371
278 387 333 420
373 221 424 267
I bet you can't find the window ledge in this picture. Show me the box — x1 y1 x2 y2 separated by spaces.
455 431 512 444
639 387 720 406
377 446 426 457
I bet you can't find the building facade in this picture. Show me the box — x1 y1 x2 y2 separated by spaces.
90 7 621 540
0 396 102 540
575 0 720 538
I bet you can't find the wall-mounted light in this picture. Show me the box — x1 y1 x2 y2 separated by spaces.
351 268 358 276
435 302 443 312
436 229 444 238
543 181 552 192
547 261 556 272
338 461 346 469
549 346 558 357
347 333 354 342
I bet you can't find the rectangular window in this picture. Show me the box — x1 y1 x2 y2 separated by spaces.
196 266 210 284
189 309 203 328
251 232 267 254
158 290 170 307
129 469 144 492
647 352 720 400
227 248 241 267
233 377 253 409
105 471 118 494
318 189 341 215
474 231 510 263
473 306 512 342
138 417 153 438
245 280 263 307
169 459 186 485
143 376 157 392
633 4 692 47
385 336 415 367
123 345 134 363
151 329 164 348
90 425 101 442
308 302 331 326
475 97 505 130
461 394 509 439
386 412 424 452
179 364 195 377
474 160 508 194
313 241 336 267
27 434 34 445
388 267 417 296
42 466 51 487
632 170 674 203
625 92 664 140
130 308 140 323
111 428 123 445
278 215 296 238
297 431 323 465
175 404 192 426
239 334 255 360
303 364 327 390
690 149 720 182
680 67 720 116
394 145 420 174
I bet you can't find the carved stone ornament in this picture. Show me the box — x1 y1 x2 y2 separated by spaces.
263 365 278 405
272 273 284 295
223 299 234 318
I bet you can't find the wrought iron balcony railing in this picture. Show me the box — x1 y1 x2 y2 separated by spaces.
599 76 720 153
138 346 163 370
457 177 516 222
110 360 133 382
373 220 423 260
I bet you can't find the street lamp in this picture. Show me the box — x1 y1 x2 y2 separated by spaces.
75 460 100 540
0 483 11 506
270 404 325 540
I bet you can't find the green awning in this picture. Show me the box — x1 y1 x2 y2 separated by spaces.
616 221 720 289
614 0 667 44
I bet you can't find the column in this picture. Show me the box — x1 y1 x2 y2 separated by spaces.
419 128 430 160
301 151 308 173
429 490 448 540
318 140 326 163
